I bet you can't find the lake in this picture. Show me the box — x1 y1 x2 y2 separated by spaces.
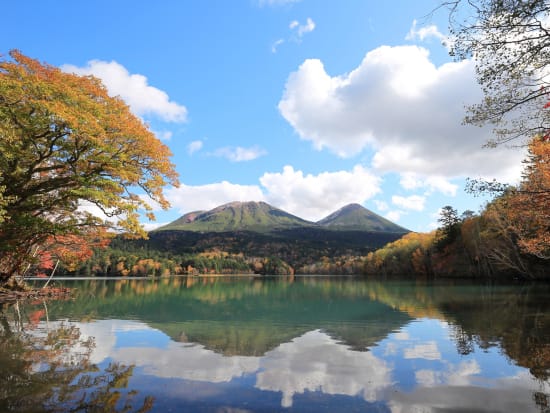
1 276 549 412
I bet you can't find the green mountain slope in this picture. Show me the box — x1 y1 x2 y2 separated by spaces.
156 201 313 233
106 202 410 274
317 203 408 232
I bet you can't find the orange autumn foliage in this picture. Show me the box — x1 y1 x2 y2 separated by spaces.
0 50 179 282
505 137 550 259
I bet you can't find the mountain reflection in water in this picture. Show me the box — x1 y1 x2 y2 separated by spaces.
1 276 549 412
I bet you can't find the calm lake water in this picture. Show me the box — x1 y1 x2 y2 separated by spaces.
1 276 549 412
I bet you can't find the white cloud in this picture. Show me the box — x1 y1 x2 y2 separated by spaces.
213 145 267 162
392 331 410 341
153 130 173 141
427 221 439 231
373 200 389 212
274 17 315 52
271 38 285 53
291 17 315 38
392 195 426 211
425 176 458 196
62 60 187 123
116 341 259 383
77 200 111 222
278 45 525 183
73 321 259 383
142 222 168 232
165 165 381 222
406 20 448 44
260 165 381 221
166 181 265 214
187 140 204 155
256 330 392 408
404 341 441 360
415 360 481 388
385 210 404 223
400 173 458 196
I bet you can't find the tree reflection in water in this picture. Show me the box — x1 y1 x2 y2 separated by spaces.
0 301 154 413
3 277 548 412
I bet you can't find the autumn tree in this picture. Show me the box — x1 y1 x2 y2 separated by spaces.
442 0 550 270
444 0 550 145
504 136 550 259
0 50 179 286
436 205 461 247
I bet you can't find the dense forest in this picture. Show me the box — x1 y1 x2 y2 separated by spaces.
46 228 398 277
364 130 549 279
1 0 549 286
46 134 547 280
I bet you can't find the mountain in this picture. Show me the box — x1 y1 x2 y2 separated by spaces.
115 201 409 274
317 203 408 233
156 201 313 233
157 201 409 234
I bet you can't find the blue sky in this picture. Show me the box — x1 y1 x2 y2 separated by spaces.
2 0 524 232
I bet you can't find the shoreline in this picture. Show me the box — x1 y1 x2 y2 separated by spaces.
0 286 72 305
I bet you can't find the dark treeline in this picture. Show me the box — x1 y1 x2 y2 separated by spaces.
50 237 368 278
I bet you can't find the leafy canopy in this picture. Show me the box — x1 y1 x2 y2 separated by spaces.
0 50 179 278
444 0 550 145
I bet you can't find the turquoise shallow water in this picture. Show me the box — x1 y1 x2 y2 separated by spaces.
1 276 549 412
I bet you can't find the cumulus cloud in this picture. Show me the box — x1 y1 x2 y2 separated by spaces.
278 45 524 183
400 172 458 196
415 360 481 387
404 341 442 360
406 19 448 44
385 210 404 223
213 145 267 162
187 140 204 155
165 165 380 221
166 182 266 213
373 200 389 212
260 165 381 221
62 60 187 123
256 330 392 408
392 195 426 211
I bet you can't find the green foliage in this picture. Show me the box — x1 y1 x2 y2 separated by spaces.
55 223 406 277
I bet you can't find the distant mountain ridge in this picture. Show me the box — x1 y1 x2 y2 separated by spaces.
157 201 408 233
158 201 313 233
316 203 408 232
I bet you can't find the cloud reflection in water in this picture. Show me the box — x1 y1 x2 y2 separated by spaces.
51 318 548 412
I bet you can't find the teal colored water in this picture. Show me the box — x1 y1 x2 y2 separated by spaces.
1 277 549 412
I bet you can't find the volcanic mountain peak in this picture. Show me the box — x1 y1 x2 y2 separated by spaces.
157 201 408 233
157 201 312 232
317 203 408 232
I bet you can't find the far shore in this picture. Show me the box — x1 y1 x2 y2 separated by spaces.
23 273 358 281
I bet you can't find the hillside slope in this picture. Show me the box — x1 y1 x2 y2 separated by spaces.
157 201 313 233
317 203 408 232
